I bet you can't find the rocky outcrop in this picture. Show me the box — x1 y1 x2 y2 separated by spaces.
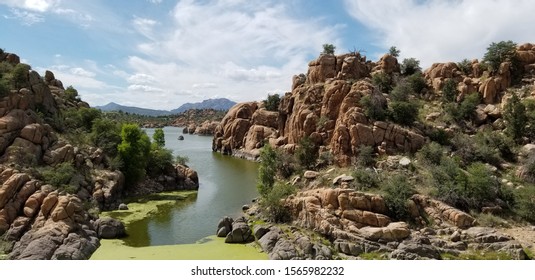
93 217 126 239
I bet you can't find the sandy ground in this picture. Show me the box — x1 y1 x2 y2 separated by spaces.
499 226 535 251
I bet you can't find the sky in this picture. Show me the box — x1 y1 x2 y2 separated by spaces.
1 0 535 110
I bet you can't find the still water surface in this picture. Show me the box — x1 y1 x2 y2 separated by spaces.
123 127 258 246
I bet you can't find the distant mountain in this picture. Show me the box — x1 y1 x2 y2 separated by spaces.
96 98 237 116
170 98 236 114
95 102 170 116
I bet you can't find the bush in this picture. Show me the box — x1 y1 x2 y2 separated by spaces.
152 128 165 147
91 118 122 157
65 107 102 131
276 150 299 178
388 46 400 57
406 72 427 94
503 92 527 141
10 63 30 89
0 78 9 97
441 79 458 103
389 101 419 126
118 124 151 187
41 162 76 190
360 94 386 121
356 145 375 167
371 72 392 93
417 142 445 165
353 168 380 190
427 128 450 146
295 136 318 169
400 58 421 76
64 86 80 102
263 93 280 112
390 82 412 102
175 155 189 165
445 92 480 122
483 40 517 73
146 145 174 177
322 43 336 55
260 182 295 222
515 186 535 223
257 144 278 197
457 59 472 75
382 175 416 221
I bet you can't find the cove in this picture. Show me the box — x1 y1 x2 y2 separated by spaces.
91 127 265 259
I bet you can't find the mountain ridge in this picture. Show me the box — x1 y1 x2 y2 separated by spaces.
96 98 236 116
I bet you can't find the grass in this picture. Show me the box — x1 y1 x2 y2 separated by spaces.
359 252 388 260
474 213 511 228
441 250 513 260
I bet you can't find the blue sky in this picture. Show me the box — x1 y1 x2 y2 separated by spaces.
1 0 535 110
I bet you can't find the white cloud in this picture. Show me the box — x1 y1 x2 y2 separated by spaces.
127 73 157 84
147 0 162 4
0 0 59 12
54 8 93 27
344 0 535 68
125 0 340 108
70 67 95 77
127 84 163 92
4 8 44 25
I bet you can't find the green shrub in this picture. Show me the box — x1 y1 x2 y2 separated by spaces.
389 101 419 126
390 82 412 102
64 86 80 102
356 145 375 167
441 79 458 103
260 182 295 222
0 78 9 97
371 72 392 93
515 186 535 223
263 93 280 111
353 168 380 190
427 128 450 146
322 43 336 55
10 63 30 89
295 136 318 170
257 144 278 197
65 107 102 131
146 145 174 177
503 92 527 141
317 150 334 168
152 128 165 147
382 175 416 221
417 142 445 165
406 72 427 94
445 92 480 122
457 59 472 75
360 94 386 121
400 58 421 76
91 118 122 157
175 155 189 165
41 162 76 190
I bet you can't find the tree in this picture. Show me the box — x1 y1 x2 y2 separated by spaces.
457 58 472 75
257 144 278 197
64 86 80 102
400 58 421 76
11 63 30 89
389 46 400 57
118 124 151 187
406 72 427 94
503 92 527 141
322 43 336 55
441 79 458 103
91 118 122 156
360 94 386 121
296 136 318 169
483 40 517 73
372 72 393 93
263 93 280 111
153 128 165 147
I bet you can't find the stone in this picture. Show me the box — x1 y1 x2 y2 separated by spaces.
333 174 354 185
242 204 250 211
225 217 254 243
94 217 126 239
178 135 184 140
253 224 271 240
399 157 411 167
216 216 234 237
450 231 461 242
303 171 319 180
118 203 128 210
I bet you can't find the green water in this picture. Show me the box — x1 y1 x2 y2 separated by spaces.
113 127 259 247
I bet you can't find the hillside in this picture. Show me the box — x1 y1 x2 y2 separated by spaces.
213 42 535 260
96 102 170 117
0 50 199 259
171 98 236 114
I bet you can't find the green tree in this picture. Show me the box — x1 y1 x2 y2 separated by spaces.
360 94 386 121
147 145 174 177
406 72 427 94
400 58 421 76
118 124 151 187
11 63 30 89
322 43 336 55
383 175 416 221
442 79 458 103
389 46 400 57
263 93 280 111
372 72 393 93
64 85 80 102
257 144 278 197
457 58 472 75
483 40 517 73
153 128 165 147
296 136 318 169
91 118 122 157
503 92 527 141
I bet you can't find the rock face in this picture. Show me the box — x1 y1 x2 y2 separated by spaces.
213 52 425 165
93 217 126 239
216 216 254 243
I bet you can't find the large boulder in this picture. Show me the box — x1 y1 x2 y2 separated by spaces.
93 217 126 239
224 217 254 243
